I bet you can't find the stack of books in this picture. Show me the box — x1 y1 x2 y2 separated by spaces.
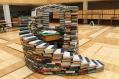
79 56 88 75
19 4 104 75
53 49 63 59
20 31 104 75
71 54 81 67
93 60 104 72
71 13 78 24
36 43 49 54
22 36 38 52
20 33 33 44
79 56 89 69
44 45 56 53
59 12 65 27
63 42 70 50
64 34 70 41
70 40 77 47
62 9 78 51
25 56 43 72
65 21 71 25
61 52 71 67
85 57 97 74
42 12 49 29
26 40 43 50
52 49 63 64
22 36 38 44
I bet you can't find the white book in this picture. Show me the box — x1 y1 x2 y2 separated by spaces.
36 43 48 48
45 45 54 50
42 30 57 34
73 54 80 62
64 34 70 38
70 41 77 46
63 52 70 59
19 30 30 34
65 71 75 73
44 45 55 53
95 60 104 69
23 36 36 40
65 21 71 23
80 56 89 68
81 56 88 64
64 37 70 41
20 33 32 38
54 49 62 54
29 40 42 45
88 59 96 68
35 43 48 54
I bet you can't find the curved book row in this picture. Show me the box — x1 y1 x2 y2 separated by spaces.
19 27 104 75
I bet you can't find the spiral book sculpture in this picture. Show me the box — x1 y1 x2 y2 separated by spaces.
19 4 104 75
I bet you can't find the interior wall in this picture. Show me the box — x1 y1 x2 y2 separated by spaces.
0 6 4 19
62 1 119 10
10 5 37 18
0 0 48 5
89 1 119 10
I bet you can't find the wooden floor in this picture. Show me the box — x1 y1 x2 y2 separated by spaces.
0 24 119 79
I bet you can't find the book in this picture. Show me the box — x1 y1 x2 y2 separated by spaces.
44 45 56 53
36 43 48 54
63 52 71 61
72 54 81 65
20 27 29 31
80 56 89 69
19 30 30 35
61 61 71 67
65 71 75 74
79 68 88 75
28 40 43 46
93 60 104 72
85 57 96 69
52 60 61 64
23 36 38 43
53 49 63 59
43 53 52 57
85 57 96 73
20 33 33 38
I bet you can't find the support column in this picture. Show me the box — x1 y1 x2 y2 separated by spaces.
83 1 88 24
3 5 12 27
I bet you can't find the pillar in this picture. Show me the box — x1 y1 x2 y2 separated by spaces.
3 5 12 27
83 1 88 24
